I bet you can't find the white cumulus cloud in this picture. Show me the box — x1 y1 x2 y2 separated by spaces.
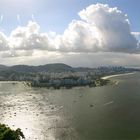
74 3 138 53
0 3 139 65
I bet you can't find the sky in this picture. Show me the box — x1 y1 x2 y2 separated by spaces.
0 0 140 67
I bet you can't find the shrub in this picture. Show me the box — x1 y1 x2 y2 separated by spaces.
0 124 25 140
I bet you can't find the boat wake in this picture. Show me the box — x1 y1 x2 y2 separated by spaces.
103 101 114 106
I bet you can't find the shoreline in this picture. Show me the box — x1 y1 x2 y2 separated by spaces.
101 72 136 80
0 81 26 83
0 72 136 88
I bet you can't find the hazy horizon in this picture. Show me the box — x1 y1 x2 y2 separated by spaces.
1 62 140 69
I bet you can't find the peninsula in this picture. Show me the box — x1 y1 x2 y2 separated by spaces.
0 63 138 89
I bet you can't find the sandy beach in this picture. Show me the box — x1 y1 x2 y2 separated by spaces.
102 72 136 80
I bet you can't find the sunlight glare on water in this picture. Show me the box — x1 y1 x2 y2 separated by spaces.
1 73 140 139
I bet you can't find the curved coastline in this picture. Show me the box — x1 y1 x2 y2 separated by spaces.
101 72 136 80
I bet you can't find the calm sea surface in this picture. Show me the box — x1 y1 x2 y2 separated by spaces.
0 73 140 140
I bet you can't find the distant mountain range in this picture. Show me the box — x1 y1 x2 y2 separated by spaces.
0 63 139 75
0 63 138 81
0 63 96 73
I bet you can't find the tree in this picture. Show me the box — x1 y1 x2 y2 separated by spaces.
0 124 25 140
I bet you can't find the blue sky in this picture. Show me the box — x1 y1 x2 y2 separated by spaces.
0 0 139 34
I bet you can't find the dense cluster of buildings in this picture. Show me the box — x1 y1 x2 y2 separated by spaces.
30 71 110 88
0 65 136 88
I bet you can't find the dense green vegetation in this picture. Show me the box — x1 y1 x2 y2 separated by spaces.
0 124 25 140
